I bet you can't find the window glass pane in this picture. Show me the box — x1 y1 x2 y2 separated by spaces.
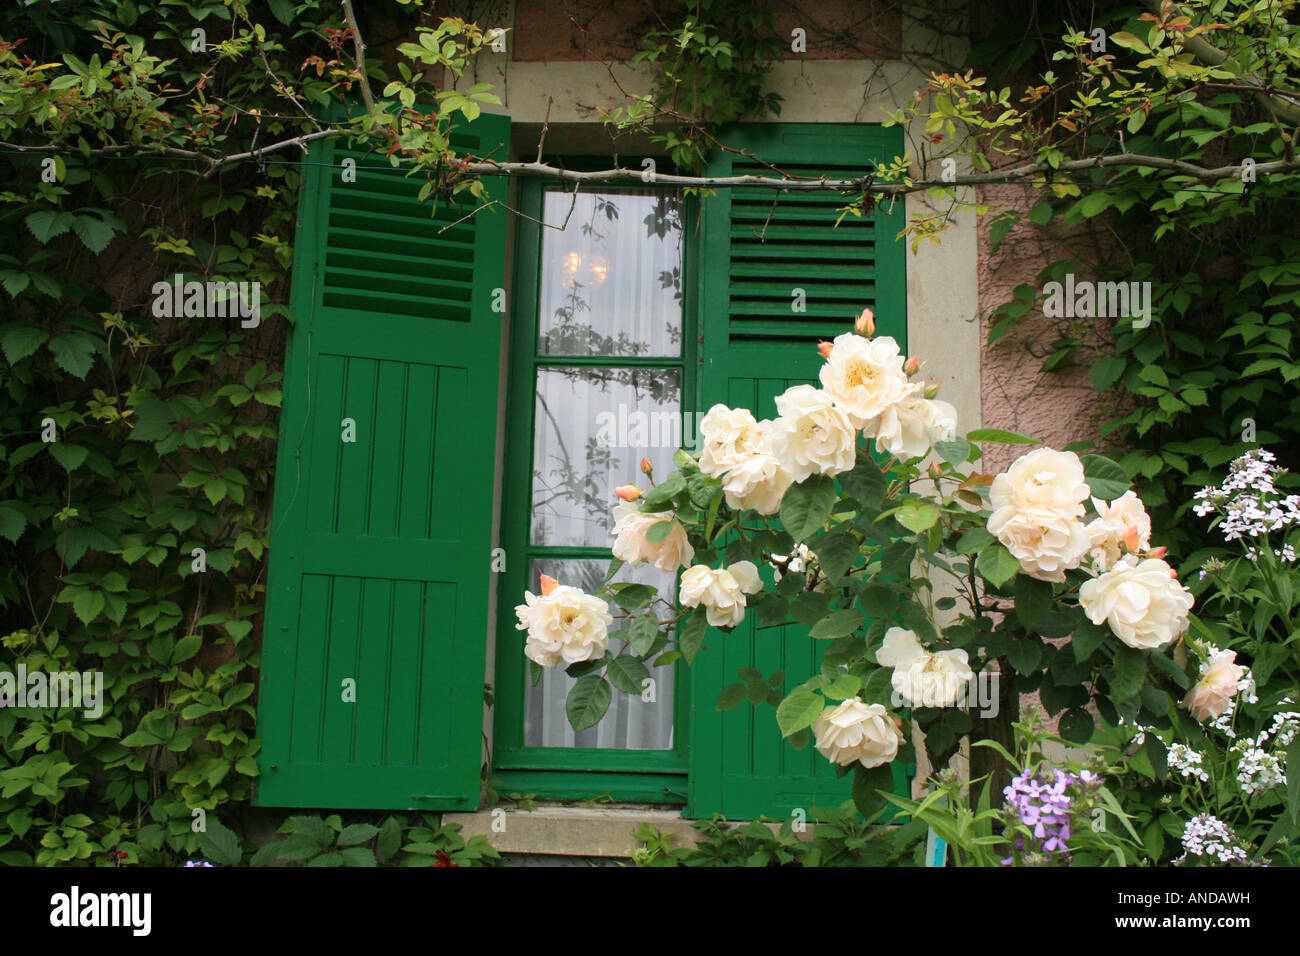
538 191 683 357
523 558 676 750
531 366 681 548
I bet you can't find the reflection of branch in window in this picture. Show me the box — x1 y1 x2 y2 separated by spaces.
531 388 618 543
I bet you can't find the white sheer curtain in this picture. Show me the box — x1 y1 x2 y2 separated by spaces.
522 189 684 751
522 561 677 750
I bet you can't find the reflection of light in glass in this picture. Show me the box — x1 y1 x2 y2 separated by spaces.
559 251 610 288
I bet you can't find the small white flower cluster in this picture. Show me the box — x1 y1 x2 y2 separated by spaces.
1168 743 1210 783
1243 544 1298 562
1267 709 1300 748
769 543 814 582
1232 741 1286 796
1119 715 1153 745
1178 813 1249 864
1193 449 1300 542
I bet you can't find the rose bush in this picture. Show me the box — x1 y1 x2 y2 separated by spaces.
513 310 1238 823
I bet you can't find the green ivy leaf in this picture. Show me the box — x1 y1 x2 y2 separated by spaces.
72 589 105 624
1 324 49 364
0 505 25 543
195 820 242 866
48 334 96 379
49 442 88 473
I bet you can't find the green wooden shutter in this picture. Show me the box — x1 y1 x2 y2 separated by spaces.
254 114 510 810
689 123 908 819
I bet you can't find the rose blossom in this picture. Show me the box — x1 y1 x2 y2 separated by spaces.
875 626 973 708
1184 649 1246 722
863 392 958 461
515 583 614 668
696 405 792 514
698 404 765 477
988 448 1093 582
817 333 912 429
769 384 857 481
1085 490 1153 571
718 420 793 515
811 697 904 768
678 561 763 628
1078 554 1195 649
610 502 694 572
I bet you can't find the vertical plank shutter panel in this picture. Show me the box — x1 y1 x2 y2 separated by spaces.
689 123 909 820
255 114 510 810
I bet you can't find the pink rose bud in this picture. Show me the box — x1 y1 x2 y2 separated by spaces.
1147 545 1167 559
640 458 653 474
817 340 833 360
1169 567 1178 579
539 574 559 596
855 308 875 336
614 483 642 501
929 462 943 480
905 356 920 375
1123 526 1142 552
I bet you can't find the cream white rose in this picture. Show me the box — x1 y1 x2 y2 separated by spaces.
818 333 912 429
679 561 763 629
1078 555 1194 649
991 510 1091 582
811 697 904 768
610 502 695 572
769 384 857 482
1184 649 1246 722
698 404 765 477
864 393 958 461
990 448 1091 517
515 584 614 668
988 448 1093 582
719 421 794 515
875 627 973 708
1085 490 1153 572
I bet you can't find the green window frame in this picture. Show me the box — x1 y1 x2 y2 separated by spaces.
491 173 698 804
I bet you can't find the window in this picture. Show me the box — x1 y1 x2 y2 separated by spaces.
492 182 694 801
257 117 913 816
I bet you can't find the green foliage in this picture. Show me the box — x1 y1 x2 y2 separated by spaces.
629 804 927 867
0 0 509 865
605 0 784 174
190 812 499 867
